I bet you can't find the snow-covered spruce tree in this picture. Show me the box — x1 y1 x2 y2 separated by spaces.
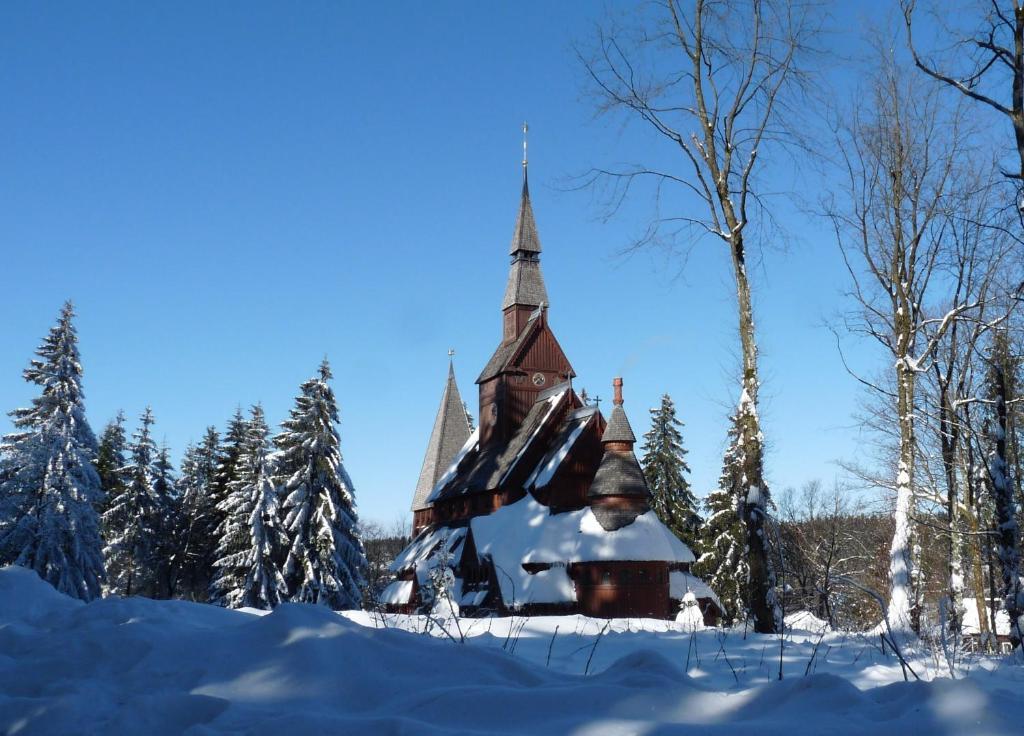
641 394 700 548
95 410 129 516
693 412 750 625
169 430 220 600
0 302 105 600
211 409 248 521
211 405 287 609
185 426 223 598
150 443 179 598
102 408 163 597
275 359 367 609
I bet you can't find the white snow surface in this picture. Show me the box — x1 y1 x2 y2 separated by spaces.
3 566 1024 735
962 598 1012 637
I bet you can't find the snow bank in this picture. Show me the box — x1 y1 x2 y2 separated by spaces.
2 567 1024 735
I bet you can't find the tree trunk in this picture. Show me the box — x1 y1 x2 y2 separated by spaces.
965 443 993 651
938 379 964 640
730 233 780 634
888 359 917 634
990 362 1023 647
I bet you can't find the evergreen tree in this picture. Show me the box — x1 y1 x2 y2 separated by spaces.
170 431 220 600
211 405 287 609
102 408 162 597
150 442 178 598
275 359 367 609
0 302 105 600
693 412 749 624
95 411 129 515
211 409 248 519
985 329 1023 647
641 394 700 548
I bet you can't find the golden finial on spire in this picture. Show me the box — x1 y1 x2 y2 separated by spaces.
522 121 529 168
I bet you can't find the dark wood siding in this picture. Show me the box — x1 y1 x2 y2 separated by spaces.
571 561 670 619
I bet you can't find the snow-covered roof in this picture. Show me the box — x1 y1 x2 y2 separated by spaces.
524 406 596 491
389 526 468 575
379 579 414 606
498 387 569 486
962 598 1013 637
425 428 480 505
471 496 695 609
670 571 721 611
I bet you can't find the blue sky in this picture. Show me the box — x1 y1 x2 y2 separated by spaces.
0 2 953 526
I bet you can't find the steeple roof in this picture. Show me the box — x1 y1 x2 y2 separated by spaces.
411 360 473 511
502 169 549 311
509 172 542 256
602 406 636 444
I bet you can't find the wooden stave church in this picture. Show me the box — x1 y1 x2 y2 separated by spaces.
383 163 722 622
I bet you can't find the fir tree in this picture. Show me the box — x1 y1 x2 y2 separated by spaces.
95 411 129 515
211 409 248 518
693 412 749 624
102 408 162 597
275 359 368 609
641 394 700 548
150 442 178 598
0 302 105 600
170 431 220 600
211 405 287 609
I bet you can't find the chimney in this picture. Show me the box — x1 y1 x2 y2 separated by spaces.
613 377 623 406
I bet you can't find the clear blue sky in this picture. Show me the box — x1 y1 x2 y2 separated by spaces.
0 2 930 527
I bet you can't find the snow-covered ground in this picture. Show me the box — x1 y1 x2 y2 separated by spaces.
0 567 1022 735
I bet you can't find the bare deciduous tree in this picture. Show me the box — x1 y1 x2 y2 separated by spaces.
825 49 983 635
903 0 1024 183
577 0 820 635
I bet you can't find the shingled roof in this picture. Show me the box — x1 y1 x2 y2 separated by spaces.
509 172 542 256
588 451 648 499
428 385 571 504
411 361 473 511
602 405 636 444
502 172 548 310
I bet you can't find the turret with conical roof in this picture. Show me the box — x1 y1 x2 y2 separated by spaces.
589 378 651 530
411 356 473 531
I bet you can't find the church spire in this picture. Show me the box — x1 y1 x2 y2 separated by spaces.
411 354 473 513
502 125 548 313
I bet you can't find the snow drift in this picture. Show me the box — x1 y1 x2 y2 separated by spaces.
0 567 1022 735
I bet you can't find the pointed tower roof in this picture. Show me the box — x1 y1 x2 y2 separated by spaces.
601 377 637 443
509 173 542 256
502 165 549 311
590 378 649 500
411 358 473 511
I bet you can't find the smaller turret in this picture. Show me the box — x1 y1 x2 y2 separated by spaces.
588 377 650 531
